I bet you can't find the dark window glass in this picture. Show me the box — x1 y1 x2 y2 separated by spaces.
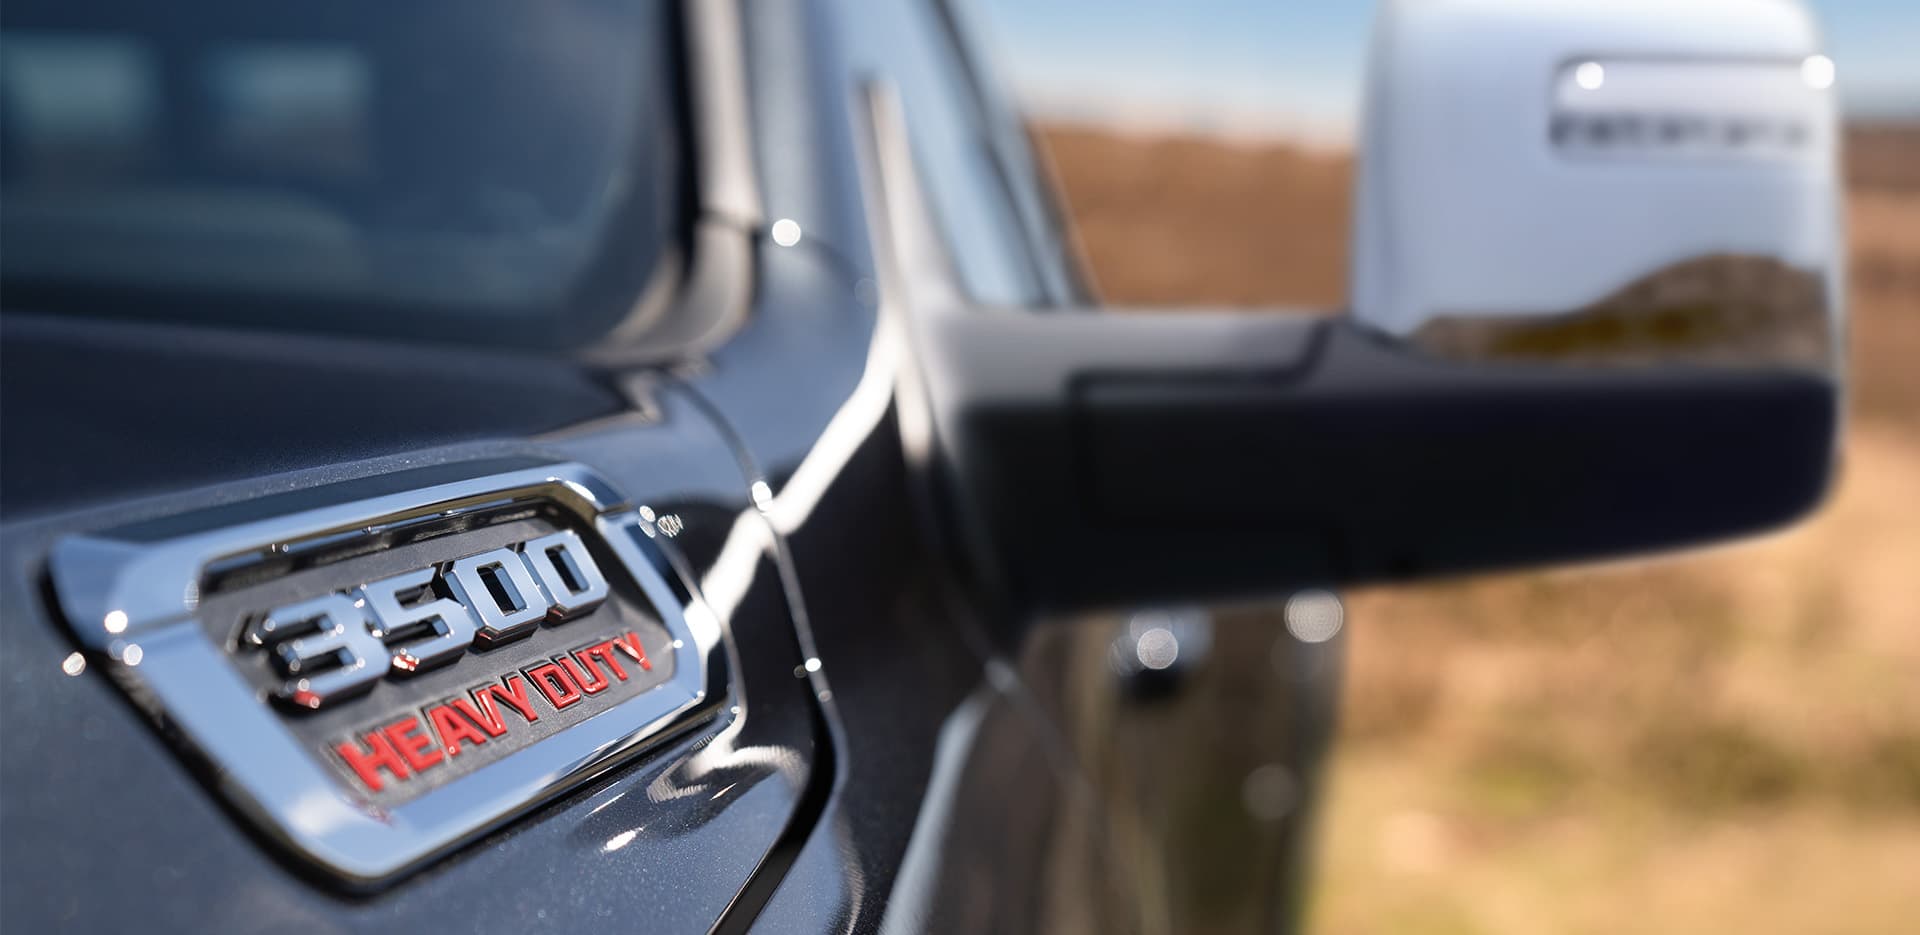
0 0 686 346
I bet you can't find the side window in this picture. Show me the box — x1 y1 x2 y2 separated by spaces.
833 0 1053 307
933 0 1092 305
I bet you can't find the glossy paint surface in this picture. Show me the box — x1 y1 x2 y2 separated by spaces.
0 325 824 928
0 0 1339 930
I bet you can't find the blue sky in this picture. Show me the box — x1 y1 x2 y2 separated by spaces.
974 0 1919 137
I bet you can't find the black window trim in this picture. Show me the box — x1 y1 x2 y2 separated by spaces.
926 0 1098 307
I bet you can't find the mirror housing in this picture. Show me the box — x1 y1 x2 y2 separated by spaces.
919 312 1834 611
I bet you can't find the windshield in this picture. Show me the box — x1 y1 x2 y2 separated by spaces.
0 0 687 345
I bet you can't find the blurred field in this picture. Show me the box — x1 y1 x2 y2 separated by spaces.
1037 123 1920 934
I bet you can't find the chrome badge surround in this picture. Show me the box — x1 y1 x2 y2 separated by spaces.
48 463 724 884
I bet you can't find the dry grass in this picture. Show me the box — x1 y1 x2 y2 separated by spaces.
1036 122 1920 934
1040 126 1353 308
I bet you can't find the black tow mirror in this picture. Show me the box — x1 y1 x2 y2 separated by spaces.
856 0 1842 614
920 312 1833 611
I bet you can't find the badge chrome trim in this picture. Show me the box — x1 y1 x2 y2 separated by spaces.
48 463 724 885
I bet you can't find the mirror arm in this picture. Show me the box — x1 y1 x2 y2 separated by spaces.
923 310 1837 612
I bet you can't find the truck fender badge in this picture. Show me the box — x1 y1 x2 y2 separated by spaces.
48 463 724 884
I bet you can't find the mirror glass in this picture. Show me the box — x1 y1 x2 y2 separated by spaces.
1351 0 1842 377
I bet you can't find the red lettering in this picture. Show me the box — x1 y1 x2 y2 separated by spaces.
382 716 443 773
582 640 629 682
335 730 410 792
454 695 509 737
613 631 653 672
528 662 583 709
485 675 541 722
428 703 492 756
561 655 610 694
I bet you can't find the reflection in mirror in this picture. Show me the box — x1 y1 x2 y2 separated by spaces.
1352 0 1842 376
